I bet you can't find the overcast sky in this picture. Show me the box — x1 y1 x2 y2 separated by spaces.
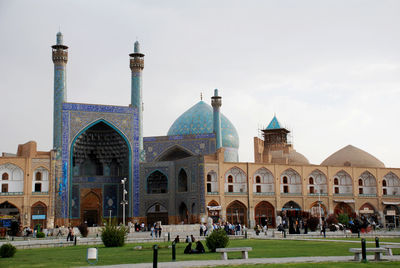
0 0 399 167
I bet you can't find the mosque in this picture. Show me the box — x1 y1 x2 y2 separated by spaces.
0 33 400 231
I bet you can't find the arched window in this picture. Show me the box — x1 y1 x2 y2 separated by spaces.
206 171 218 193
253 168 274 194
225 167 247 193
358 171 377 195
280 169 301 194
333 171 353 195
307 170 327 195
226 201 247 224
178 169 188 192
382 172 400 196
147 171 168 194
35 172 42 181
2 173 8 180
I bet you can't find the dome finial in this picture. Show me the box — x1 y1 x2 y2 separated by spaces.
56 31 63 45
134 40 140 53
200 92 203 101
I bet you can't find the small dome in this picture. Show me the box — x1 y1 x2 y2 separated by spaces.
288 150 310 165
321 145 385 168
167 101 239 149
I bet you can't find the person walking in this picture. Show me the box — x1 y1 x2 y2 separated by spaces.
66 227 72 241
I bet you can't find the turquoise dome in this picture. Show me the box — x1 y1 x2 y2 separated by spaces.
167 101 239 149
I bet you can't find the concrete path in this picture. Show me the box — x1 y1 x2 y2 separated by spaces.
85 255 400 268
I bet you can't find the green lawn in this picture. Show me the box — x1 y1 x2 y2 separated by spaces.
306 237 400 243
0 239 399 268
214 262 400 268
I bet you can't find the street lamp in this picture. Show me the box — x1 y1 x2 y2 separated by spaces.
317 182 323 231
121 178 128 226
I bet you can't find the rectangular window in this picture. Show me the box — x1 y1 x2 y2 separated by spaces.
283 185 289 193
35 183 42 192
207 183 212 192
228 185 233 192
334 187 339 194
256 185 261 193
359 188 363 194
1 184 8 193
383 188 387 195
309 186 314 194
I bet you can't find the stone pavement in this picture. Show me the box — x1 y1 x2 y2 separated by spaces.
85 255 400 268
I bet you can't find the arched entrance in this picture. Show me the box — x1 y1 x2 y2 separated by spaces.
226 201 247 225
81 191 101 227
334 202 354 217
207 200 221 223
282 201 302 234
255 201 275 227
0 202 20 236
31 202 47 229
179 202 189 224
147 203 168 226
384 205 399 228
310 201 327 218
72 120 130 223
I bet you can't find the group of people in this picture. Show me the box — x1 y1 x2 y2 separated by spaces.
150 222 162 238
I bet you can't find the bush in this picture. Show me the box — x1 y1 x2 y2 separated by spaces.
337 213 350 225
205 228 229 252
101 224 128 247
36 232 45 238
308 217 320 231
0 243 16 258
78 223 89 237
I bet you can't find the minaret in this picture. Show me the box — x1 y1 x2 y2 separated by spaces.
211 89 222 149
129 41 145 160
52 32 68 152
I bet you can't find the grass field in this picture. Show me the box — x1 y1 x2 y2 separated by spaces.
0 238 399 267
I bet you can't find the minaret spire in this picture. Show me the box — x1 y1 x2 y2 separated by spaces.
211 89 222 149
130 40 145 161
52 32 68 152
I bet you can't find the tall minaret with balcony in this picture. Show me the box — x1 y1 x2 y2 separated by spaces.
130 41 145 161
211 89 222 149
52 32 68 153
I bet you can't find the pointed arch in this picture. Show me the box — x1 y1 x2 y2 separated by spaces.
225 166 247 193
226 200 247 225
253 167 274 194
178 168 188 192
280 168 301 194
307 169 327 195
0 201 20 216
206 170 218 193
383 172 400 196
254 201 275 227
333 170 353 195
309 201 327 217
147 170 168 194
146 203 169 225
359 202 377 215
358 171 377 195
155 145 194 162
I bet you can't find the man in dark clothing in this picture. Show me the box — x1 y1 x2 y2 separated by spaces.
184 242 192 254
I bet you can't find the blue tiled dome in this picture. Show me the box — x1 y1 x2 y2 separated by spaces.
167 101 239 149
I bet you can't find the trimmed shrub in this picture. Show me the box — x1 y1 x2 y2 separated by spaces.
308 217 320 231
205 228 229 252
36 232 45 238
101 224 128 247
78 223 89 237
0 243 16 258
337 213 350 225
